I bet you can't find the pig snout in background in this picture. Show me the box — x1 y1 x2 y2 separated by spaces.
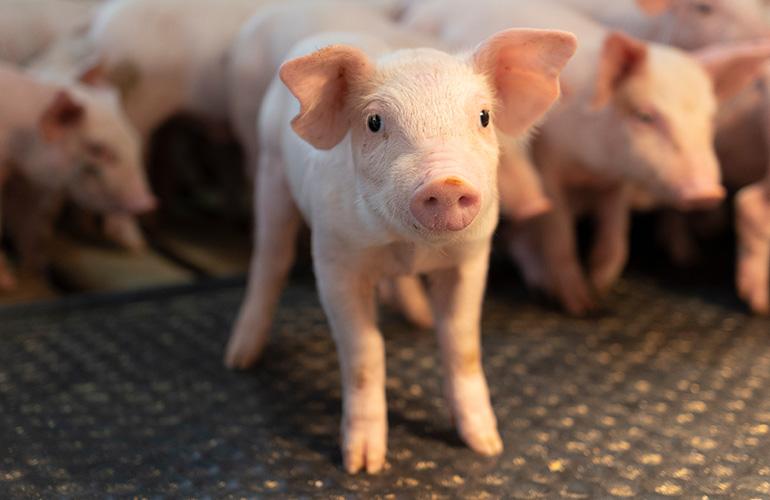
226 21 576 473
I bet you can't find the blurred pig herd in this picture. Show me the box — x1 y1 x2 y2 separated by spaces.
2 0 770 316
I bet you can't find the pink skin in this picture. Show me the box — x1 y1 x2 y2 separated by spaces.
225 26 576 474
0 62 154 289
403 0 770 315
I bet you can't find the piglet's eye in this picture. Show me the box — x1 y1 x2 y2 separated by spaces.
692 1 713 15
367 114 382 133
634 109 657 125
480 110 491 128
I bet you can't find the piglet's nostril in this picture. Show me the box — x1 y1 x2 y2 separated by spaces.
426 196 439 206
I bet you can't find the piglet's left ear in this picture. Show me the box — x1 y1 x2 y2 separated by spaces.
694 39 770 102
39 90 85 142
473 28 577 137
280 45 375 150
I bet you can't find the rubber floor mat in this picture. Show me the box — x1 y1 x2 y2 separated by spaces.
2 274 770 498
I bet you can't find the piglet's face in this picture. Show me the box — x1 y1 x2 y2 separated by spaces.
591 33 770 210
39 88 156 215
638 0 769 48
349 51 499 239
281 29 577 241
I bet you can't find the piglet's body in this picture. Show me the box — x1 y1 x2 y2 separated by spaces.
404 0 770 315
0 0 100 64
226 29 576 473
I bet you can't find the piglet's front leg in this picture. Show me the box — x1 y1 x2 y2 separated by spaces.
427 246 502 456
314 253 387 475
539 194 596 316
589 186 631 296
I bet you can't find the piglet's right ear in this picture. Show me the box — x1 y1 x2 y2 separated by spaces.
280 45 374 150
473 28 577 137
39 90 85 142
636 0 672 15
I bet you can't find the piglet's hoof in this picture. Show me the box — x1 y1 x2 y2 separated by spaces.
341 415 388 474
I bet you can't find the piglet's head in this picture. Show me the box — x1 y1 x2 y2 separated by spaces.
280 29 576 241
589 33 770 210
38 62 155 215
636 0 770 49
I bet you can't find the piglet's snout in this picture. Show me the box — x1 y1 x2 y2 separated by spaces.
123 191 158 214
410 176 481 232
676 184 726 212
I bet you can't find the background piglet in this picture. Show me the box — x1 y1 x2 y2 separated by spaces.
556 0 770 314
227 27 576 472
403 0 770 315
0 59 154 288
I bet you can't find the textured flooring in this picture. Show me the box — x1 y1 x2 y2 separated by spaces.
2 263 770 498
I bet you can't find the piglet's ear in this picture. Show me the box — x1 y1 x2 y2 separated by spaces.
635 0 672 15
474 28 577 137
694 40 770 102
592 32 648 109
39 90 85 142
280 45 374 150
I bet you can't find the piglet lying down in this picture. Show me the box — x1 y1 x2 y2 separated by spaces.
226 30 577 473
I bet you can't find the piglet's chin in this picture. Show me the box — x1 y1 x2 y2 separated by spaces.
410 175 481 232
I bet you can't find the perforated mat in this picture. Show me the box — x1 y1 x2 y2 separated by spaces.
2 270 770 498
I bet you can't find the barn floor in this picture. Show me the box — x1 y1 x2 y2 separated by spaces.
3 240 770 497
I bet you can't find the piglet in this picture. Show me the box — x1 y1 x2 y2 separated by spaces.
0 62 155 289
225 29 576 472
554 0 770 314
